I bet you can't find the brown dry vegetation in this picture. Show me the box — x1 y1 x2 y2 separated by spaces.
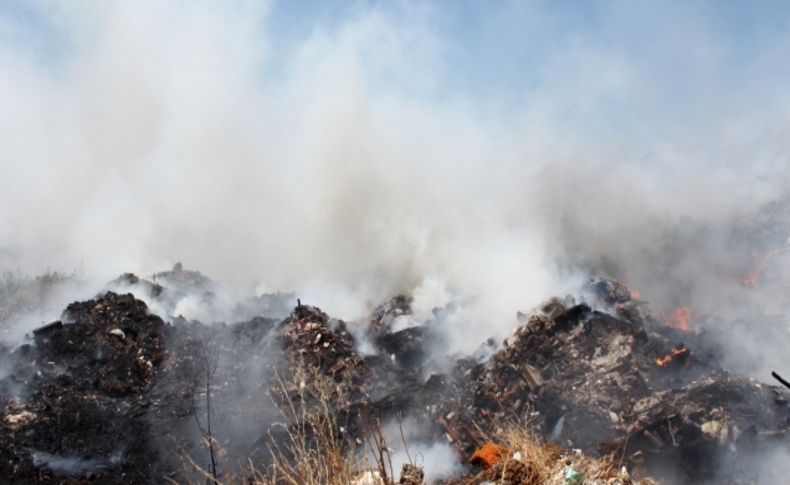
177 367 658 485
452 423 658 485
177 366 406 485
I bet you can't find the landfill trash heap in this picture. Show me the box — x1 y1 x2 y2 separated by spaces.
1 269 788 484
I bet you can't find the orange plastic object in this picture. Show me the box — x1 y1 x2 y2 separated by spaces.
468 442 509 469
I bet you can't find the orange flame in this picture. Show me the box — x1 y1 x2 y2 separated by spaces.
666 306 691 331
615 278 640 300
743 248 780 285
743 271 758 285
656 345 690 367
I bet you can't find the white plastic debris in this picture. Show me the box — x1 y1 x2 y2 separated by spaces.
5 410 35 429
109 328 125 340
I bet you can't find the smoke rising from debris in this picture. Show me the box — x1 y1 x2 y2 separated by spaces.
2 1 790 366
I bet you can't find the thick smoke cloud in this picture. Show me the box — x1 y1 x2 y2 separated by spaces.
2 1 790 365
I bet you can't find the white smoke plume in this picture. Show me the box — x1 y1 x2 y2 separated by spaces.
377 417 461 482
2 1 790 367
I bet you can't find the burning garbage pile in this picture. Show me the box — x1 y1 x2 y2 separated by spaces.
0 292 169 483
1 267 789 484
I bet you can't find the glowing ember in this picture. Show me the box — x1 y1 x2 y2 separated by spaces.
743 271 758 285
666 306 691 331
615 279 640 300
742 248 780 285
656 345 691 367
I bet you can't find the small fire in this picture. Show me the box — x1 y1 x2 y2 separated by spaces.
666 306 691 331
742 248 780 285
656 344 691 367
743 271 758 285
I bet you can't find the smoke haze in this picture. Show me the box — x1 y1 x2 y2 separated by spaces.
2 1 790 362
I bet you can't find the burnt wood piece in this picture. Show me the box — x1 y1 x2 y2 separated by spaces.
772 371 790 391
32 321 63 336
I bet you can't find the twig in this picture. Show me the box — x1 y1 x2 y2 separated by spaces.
397 413 413 466
205 360 218 483
772 371 790 390
191 346 219 484
365 418 393 485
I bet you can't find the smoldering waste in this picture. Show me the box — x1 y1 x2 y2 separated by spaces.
0 270 788 484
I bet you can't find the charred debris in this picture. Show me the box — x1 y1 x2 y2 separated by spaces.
1 267 789 484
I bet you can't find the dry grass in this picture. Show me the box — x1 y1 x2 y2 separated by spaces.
257 366 361 485
179 365 398 485
178 375 662 485
179 401 661 485
457 420 658 485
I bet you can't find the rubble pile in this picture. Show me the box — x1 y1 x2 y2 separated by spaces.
0 292 169 483
0 269 789 484
0 290 288 484
435 303 666 454
615 371 790 482
367 295 438 372
281 304 364 383
425 295 790 483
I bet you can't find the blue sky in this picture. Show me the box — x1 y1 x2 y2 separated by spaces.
3 1 790 110
2 0 790 182
260 1 790 91
265 1 790 144
6 1 790 92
